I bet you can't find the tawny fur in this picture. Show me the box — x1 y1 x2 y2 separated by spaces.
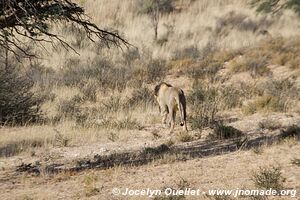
154 82 187 133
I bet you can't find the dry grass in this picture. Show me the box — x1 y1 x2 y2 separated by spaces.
242 95 285 115
1 1 300 199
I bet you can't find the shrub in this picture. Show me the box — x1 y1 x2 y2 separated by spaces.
83 174 100 197
243 95 285 115
144 144 170 155
220 86 243 109
253 0 300 16
113 117 142 130
126 87 156 108
188 83 220 130
229 37 300 77
281 125 300 140
172 45 200 60
137 0 174 40
107 131 119 142
54 132 69 147
187 45 225 82
176 132 194 143
260 78 298 100
137 0 173 14
0 139 43 157
80 79 98 102
252 166 283 191
0 65 44 125
216 11 272 34
145 58 168 83
57 95 83 119
230 55 270 77
258 118 282 130
28 62 57 90
122 48 140 66
61 57 128 92
102 96 123 113
291 158 300 166
249 78 298 114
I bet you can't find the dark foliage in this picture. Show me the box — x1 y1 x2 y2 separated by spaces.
0 65 43 125
253 0 300 16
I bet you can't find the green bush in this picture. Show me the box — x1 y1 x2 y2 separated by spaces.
0 65 44 125
137 0 173 14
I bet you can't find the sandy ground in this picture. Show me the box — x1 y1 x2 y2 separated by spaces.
0 112 299 200
0 140 299 200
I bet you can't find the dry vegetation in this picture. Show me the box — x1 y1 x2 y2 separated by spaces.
1 0 300 199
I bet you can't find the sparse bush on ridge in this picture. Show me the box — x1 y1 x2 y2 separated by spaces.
230 37 300 77
137 0 174 40
253 0 300 16
186 43 238 82
216 11 273 34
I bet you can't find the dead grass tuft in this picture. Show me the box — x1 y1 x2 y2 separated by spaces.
176 132 194 143
243 95 285 115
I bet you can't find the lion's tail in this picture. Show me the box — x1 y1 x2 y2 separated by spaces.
175 90 186 127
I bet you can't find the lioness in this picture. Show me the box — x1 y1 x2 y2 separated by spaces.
154 82 187 133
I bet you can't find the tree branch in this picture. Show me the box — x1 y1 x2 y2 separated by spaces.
0 0 129 58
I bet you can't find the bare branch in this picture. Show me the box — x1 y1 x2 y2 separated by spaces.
0 0 129 58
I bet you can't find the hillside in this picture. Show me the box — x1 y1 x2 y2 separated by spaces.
0 0 300 199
